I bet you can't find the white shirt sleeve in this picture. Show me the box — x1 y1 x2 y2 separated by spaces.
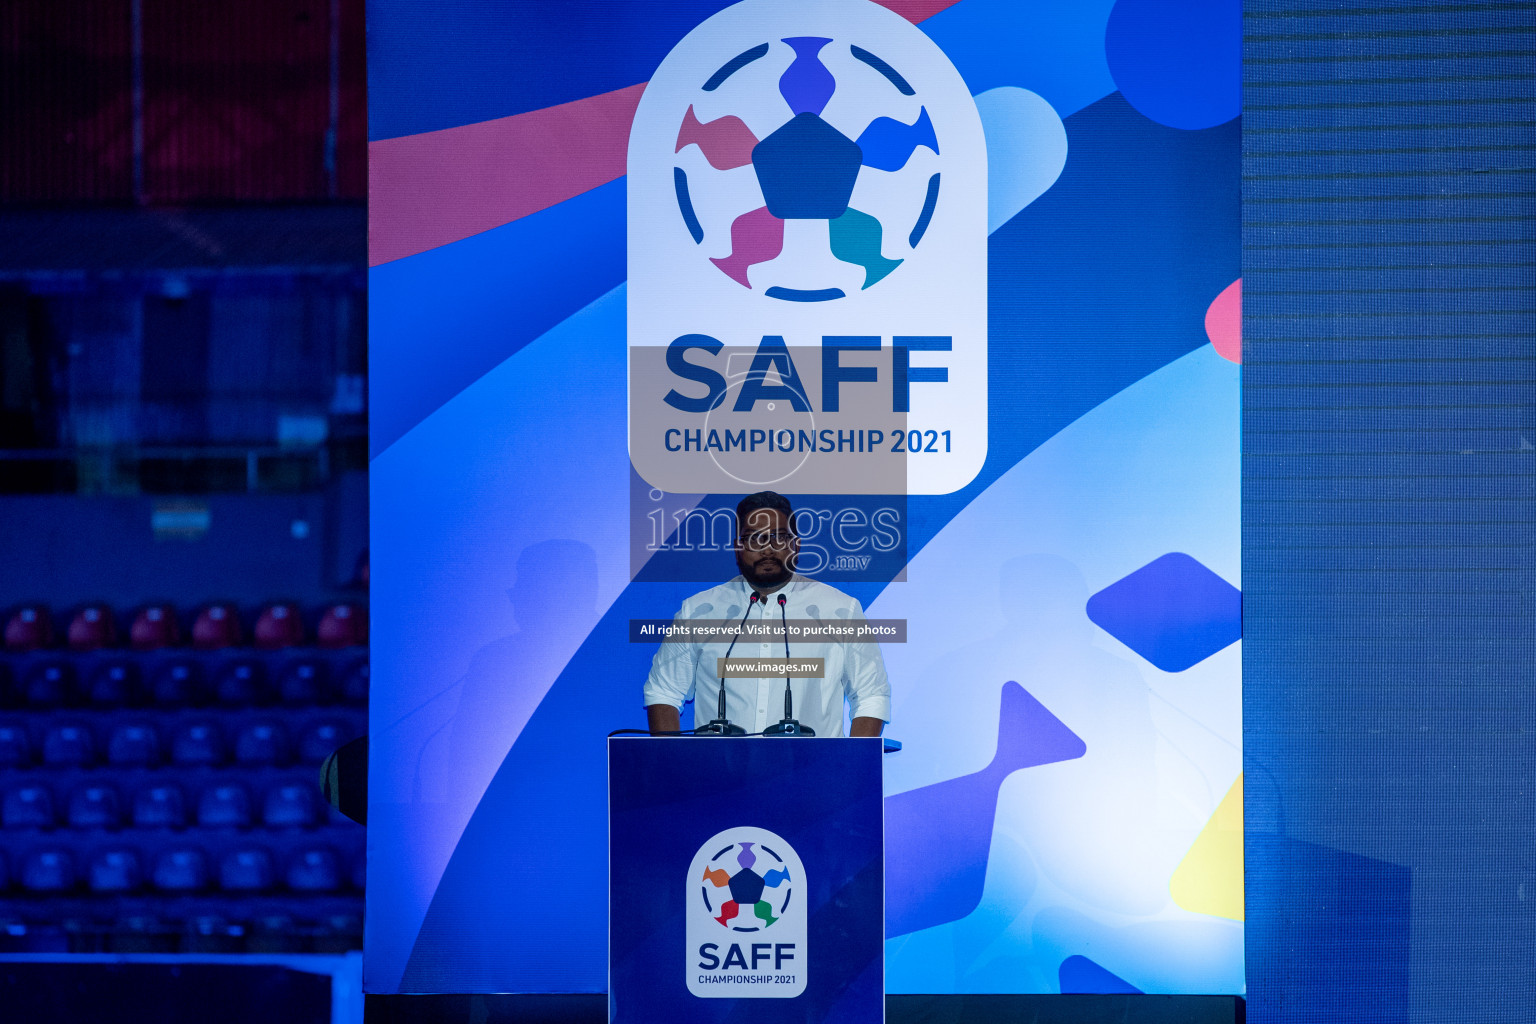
842 598 892 723
642 601 698 709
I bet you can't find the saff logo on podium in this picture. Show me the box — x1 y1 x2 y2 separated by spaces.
686 826 808 998
629 0 987 497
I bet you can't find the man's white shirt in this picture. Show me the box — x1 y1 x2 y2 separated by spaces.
643 574 891 737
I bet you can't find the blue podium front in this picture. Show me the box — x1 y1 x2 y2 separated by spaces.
608 737 884 1023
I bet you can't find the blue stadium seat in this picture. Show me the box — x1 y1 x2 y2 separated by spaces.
171 721 225 766
21 849 75 892
133 784 187 829
234 721 289 766
107 723 161 767
0 722 31 767
4 784 55 828
151 660 205 706
23 661 75 707
215 659 270 706
278 659 328 705
219 847 275 892
339 659 368 704
197 783 252 829
89 849 143 893
88 660 143 706
286 847 341 892
351 852 366 891
67 784 122 830
152 847 209 892
263 783 317 828
298 720 349 763
41 722 95 767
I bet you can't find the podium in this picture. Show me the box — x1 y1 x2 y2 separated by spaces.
608 736 884 1023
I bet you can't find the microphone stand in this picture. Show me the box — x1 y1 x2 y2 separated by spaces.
696 592 755 736
764 592 814 736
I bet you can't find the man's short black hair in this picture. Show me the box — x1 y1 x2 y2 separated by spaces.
737 491 794 534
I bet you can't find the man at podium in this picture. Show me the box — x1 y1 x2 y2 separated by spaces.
643 491 891 737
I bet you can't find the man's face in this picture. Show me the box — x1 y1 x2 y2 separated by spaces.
735 507 797 589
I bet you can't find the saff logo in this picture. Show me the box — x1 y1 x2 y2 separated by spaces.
672 35 941 301
630 0 987 496
686 826 807 998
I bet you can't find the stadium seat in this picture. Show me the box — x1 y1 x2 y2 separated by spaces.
191 604 242 650
89 849 143 893
338 660 369 704
152 847 209 892
350 852 366 891
107 723 161 767
133 784 187 829
171 721 225 766
21 849 75 892
23 661 75 707
67 604 117 651
254 602 304 650
0 723 31 768
278 659 327 704
219 847 275 892
298 720 349 763
151 659 205 705
67 784 122 830
41 722 95 767
4 605 54 652
234 721 289 766
286 847 341 892
0 850 7 891
185 914 244 953
197 784 252 828
317 603 367 649
247 914 301 953
215 659 270 705
88 660 143 706
3 784 54 828
129 604 180 651
263 783 317 828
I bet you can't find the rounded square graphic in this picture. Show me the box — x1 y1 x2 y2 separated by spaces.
686 826 808 998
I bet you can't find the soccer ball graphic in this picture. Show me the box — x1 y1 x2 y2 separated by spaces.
700 840 794 930
673 36 941 302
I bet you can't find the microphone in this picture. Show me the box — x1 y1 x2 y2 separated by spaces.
764 591 814 736
698 592 755 736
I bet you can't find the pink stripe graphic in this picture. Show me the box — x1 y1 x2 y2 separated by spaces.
368 83 644 266
675 105 759 170
711 207 785 287
366 0 963 267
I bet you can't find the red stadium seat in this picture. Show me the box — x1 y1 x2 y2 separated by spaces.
129 604 181 651
3 784 55 829
197 784 253 829
66 604 117 651
219 847 275 892
152 848 209 892
133 784 187 830
263 783 317 828
89 849 143 893
286 847 341 892
67 784 122 830
42 722 95 768
191 603 242 650
317 603 368 649
254 602 305 650
21 849 75 893
4 605 54 652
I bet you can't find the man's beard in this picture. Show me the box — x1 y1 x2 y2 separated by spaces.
738 551 793 588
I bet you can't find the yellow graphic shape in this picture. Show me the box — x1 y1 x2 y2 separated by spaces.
1170 773 1244 921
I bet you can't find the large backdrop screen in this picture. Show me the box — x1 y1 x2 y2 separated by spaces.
366 0 1243 996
